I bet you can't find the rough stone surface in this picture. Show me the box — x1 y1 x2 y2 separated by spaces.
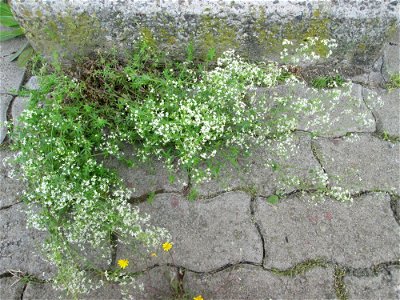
24 76 39 91
255 192 400 269
0 26 27 59
0 203 54 279
194 132 322 197
0 26 26 144
103 146 187 198
0 149 25 209
184 265 335 299
11 96 29 128
382 28 400 81
0 58 25 93
118 192 262 272
23 266 177 300
0 95 12 144
345 267 400 300
9 0 398 69
256 82 375 136
315 134 400 194
0 276 25 300
364 88 400 137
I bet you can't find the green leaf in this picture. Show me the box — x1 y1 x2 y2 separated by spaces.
266 195 279 205
8 41 29 62
17 46 34 67
0 16 19 27
147 191 155 204
0 3 13 16
0 27 24 41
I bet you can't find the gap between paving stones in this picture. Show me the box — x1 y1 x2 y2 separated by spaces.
117 189 400 273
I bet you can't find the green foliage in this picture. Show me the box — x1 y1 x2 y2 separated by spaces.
0 2 34 65
310 74 345 89
9 37 365 295
386 73 400 90
266 195 279 205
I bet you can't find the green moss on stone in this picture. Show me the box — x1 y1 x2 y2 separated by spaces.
23 10 103 60
197 14 239 58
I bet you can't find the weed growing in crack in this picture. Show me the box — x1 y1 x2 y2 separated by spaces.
310 74 345 89
385 73 400 90
6 36 378 296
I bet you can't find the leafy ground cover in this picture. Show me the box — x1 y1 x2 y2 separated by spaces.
5 38 379 297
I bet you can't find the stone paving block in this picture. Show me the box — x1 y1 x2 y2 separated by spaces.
183 265 335 299
0 276 25 300
0 149 25 209
0 59 25 93
255 193 400 269
315 134 400 194
364 88 400 137
194 133 322 198
24 76 39 91
0 95 12 143
23 266 177 300
11 96 29 128
345 267 400 300
0 203 55 279
103 144 187 198
0 26 27 59
117 192 262 272
255 82 375 137
23 282 67 300
383 32 400 81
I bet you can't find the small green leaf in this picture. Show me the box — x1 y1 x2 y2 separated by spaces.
0 3 13 16
147 192 155 204
0 16 19 27
0 27 24 41
168 174 175 184
17 46 34 67
266 195 279 205
188 188 198 201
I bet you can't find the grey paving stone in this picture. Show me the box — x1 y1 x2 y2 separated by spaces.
24 76 39 91
194 132 322 198
364 88 400 137
0 203 54 279
255 193 400 269
183 265 335 299
0 149 25 209
315 134 400 194
345 267 400 300
0 59 25 93
0 276 25 300
383 44 400 81
23 282 68 300
0 95 12 144
103 145 187 198
0 26 27 59
23 266 177 300
11 96 29 128
255 82 375 137
118 192 262 272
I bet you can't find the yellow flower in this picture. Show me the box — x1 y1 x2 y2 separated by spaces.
150 252 157 257
162 241 173 252
193 295 204 300
117 259 129 269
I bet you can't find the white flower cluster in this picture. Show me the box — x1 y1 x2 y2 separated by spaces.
10 100 169 295
280 37 338 64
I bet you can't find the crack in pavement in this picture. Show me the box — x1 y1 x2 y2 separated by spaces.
389 194 400 226
250 196 266 266
0 201 22 211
